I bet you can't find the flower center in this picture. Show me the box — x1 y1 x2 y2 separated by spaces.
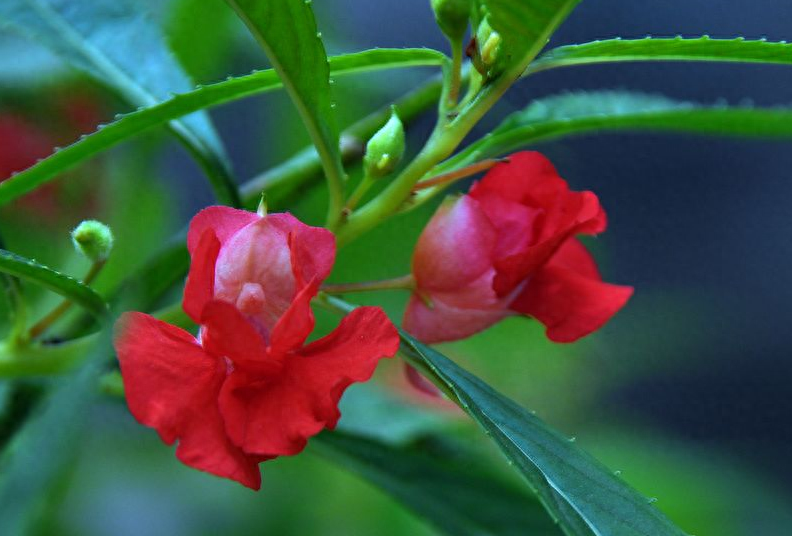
236 282 267 315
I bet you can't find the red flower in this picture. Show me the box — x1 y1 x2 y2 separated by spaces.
404 151 633 344
114 207 400 489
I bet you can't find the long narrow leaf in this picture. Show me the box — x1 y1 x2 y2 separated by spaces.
0 0 241 205
315 431 564 536
0 249 107 320
528 36 792 74
446 91 792 168
225 0 346 220
399 332 688 536
0 49 444 207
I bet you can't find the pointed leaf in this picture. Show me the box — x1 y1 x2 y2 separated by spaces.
445 91 792 168
0 48 444 207
0 0 240 205
528 36 792 74
399 331 688 536
0 249 107 321
476 0 583 74
316 431 564 536
224 0 346 217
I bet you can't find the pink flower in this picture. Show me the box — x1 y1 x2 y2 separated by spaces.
404 151 633 344
114 207 400 489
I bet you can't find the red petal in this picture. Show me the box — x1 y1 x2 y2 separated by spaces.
509 240 633 342
114 312 262 489
187 206 258 255
219 307 399 456
183 230 221 323
267 279 319 357
412 196 497 292
200 300 279 374
286 217 336 286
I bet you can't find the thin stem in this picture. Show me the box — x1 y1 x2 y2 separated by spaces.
29 260 105 340
0 234 26 344
322 274 414 295
344 174 375 212
446 39 464 109
412 158 502 191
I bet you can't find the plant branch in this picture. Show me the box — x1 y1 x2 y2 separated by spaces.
322 275 414 294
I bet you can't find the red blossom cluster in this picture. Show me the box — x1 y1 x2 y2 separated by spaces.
114 151 632 488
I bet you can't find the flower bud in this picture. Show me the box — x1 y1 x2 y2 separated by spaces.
470 18 502 77
363 107 405 179
430 0 470 42
71 220 114 262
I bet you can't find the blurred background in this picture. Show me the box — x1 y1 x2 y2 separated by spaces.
1 0 792 534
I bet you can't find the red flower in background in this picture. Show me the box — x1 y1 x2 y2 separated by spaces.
404 151 633 344
115 207 400 489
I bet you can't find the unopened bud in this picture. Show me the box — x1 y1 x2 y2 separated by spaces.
71 220 114 262
430 0 470 42
363 107 405 179
470 18 502 77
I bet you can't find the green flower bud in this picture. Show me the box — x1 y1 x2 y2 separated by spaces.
363 107 405 179
471 18 502 77
430 0 470 42
71 220 114 262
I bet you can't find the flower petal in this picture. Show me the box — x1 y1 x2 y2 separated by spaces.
267 279 320 357
183 230 221 323
403 269 511 344
509 240 633 342
187 206 259 255
200 300 279 374
412 196 497 292
114 312 262 489
219 307 399 456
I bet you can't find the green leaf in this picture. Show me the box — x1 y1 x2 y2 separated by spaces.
0 48 444 207
447 91 792 167
399 332 688 536
225 0 345 222
0 0 240 206
0 249 107 321
0 332 109 533
315 431 564 536
528 36 792 74
475 0 583 74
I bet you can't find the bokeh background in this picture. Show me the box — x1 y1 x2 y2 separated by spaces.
1 0 792 534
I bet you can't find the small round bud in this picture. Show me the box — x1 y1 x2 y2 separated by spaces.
363 107 405 179
430 0 470 42
71 220 114 262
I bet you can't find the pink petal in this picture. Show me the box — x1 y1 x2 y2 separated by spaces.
412 196 497 292
186 206 259 255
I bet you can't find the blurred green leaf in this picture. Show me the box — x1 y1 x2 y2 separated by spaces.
399 332 688 536
0 0 240 206
315 431 563 536
474 0 582 73
0 331 109 534
0 48 444 207
0 249 107 321
528 36 792 74
224 0 346 218
445 91 792 169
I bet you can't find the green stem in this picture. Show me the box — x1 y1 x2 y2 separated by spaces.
322 274 414 295
344 174 376 213
445 39 464 110
0 333 99 377
412 158 502 191
0 235 26 344
28 260 105 340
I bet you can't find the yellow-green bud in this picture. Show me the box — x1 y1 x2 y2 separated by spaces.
471 18 502 77
430 0 470 42
71 220 114 262
363 107 405 179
